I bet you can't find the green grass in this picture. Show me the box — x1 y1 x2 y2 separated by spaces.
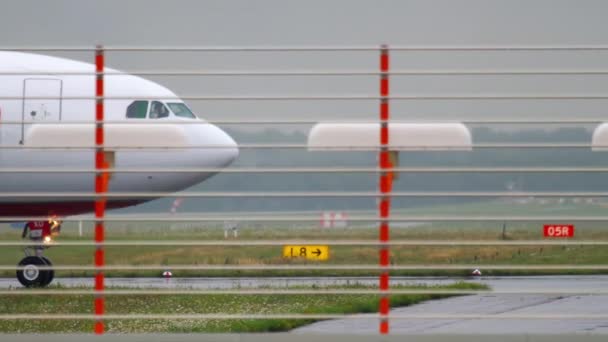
3 200 608 277
0 282 487 333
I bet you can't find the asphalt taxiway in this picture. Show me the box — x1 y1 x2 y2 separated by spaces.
1 275 607 292
2 276 607 334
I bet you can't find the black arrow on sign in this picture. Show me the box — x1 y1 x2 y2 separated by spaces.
312 249 322 257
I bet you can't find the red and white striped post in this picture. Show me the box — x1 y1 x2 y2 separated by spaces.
378 44 391 334
94 45 107 335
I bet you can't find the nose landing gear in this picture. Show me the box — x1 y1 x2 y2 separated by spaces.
17 219 61 288
16 255 54 287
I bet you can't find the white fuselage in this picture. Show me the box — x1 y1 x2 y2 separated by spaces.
0 51 238 217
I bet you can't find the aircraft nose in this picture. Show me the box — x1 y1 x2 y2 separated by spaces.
194 123 239 168
215 126 239 167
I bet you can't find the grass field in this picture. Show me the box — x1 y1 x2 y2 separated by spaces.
0 282 487 333
2 200 608 277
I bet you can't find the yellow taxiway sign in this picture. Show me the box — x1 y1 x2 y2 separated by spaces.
283 245 329 261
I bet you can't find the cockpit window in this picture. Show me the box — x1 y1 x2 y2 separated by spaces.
126 101 148 119
149 101 170 119
167 103 196 119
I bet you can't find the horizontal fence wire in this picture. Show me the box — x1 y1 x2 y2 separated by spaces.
0 240 606 247
3 191 608 198
2 289 608 296
5 265 608 271
0 144 607 150
4 94 608 100
1 167 608 173
6 69 608 76
1 313 608 320
2 216 608 222
8 45 608 51
0 119 606 124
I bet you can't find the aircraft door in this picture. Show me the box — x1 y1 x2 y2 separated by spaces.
20 78 63 144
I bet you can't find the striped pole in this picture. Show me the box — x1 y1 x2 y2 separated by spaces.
378 44 391 335
94 45 107 335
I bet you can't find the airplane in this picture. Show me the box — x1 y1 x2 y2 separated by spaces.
0 51 239 287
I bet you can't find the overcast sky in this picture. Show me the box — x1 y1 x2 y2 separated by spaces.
2 0 608 126
2 0 607 46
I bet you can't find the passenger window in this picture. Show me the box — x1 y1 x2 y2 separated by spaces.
126 101 148 119
149 101 170 119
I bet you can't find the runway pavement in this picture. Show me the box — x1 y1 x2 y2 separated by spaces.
1 275 608 292
3 275 467 289
0 275 608 294
289 276 608 334
293 294 608 334
2 276 607 334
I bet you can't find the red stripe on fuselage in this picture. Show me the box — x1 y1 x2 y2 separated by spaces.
0 200 143 218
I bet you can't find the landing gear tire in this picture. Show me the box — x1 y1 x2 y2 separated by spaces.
16 256 51 288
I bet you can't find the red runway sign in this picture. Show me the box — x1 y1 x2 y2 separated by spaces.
543 224 575 238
